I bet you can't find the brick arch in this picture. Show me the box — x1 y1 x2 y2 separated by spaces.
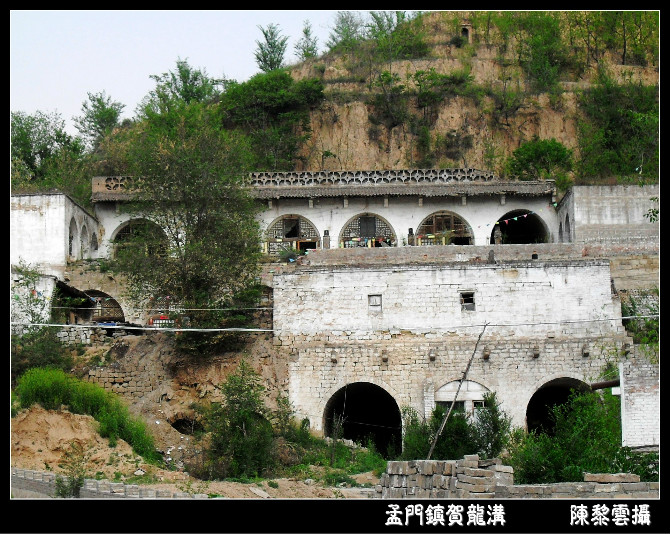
321 379 403 457
264 214 320 254
338 212 397 247
320 377 401 419
522 372 591 433
109 217 166 243
489 209 551 244
80 224 90 258
415 210 474 245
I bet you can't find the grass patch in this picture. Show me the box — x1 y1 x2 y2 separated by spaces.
14 367 162 465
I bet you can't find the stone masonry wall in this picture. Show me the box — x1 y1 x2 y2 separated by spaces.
85 352 169 399
10 468 207 499
13 462 657 500
55 326 111 347
281 334 630 433
273 260 624 338
273 259 630 431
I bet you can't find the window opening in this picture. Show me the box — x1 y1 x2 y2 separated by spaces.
360 216 377 238
283 217 300 238
460 291 475 311
436 400 466 415
266 216 320 255
368 294 382 313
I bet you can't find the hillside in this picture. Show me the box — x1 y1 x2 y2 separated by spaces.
285 11 658 178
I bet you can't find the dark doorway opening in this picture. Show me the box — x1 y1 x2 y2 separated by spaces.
490 210 548 244
323 382 402 458
526 377 590 435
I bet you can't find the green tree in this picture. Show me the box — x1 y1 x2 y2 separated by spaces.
110 102 262 354
576 73 658 182
73 91 126 152
294 20 319 60
220 70 324 170
470 392 513 459
199 359 276 479
254 24 288 73
507 389 658 483
516 12 569 93
10 262 74 385
137 58 223 118
54 441 90 498
10 110 84 182
326 11 365 53
505 136 573 189
366 11 429 63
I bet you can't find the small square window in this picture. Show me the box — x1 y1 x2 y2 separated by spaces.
460 291 475 311
368 294 382 312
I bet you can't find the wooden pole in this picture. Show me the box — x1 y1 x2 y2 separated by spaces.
427 323 489 460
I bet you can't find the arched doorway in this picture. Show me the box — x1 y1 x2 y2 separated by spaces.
338 213 397 248
489 209 549 244
526 377 590 435
83 290 126 323
323 382 402 458
416 211 473 245
68 218 79 259
112 219 168 257
265 215 320 255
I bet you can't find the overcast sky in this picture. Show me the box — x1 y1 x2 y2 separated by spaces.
10 10 365 136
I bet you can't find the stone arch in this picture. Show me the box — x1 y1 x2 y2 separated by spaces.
564 214 571 243
264 214 320 255
321 379 402 458
558 221 564 242
80 289 126 323
68 218 79 259
111 218 168 258
524 375 591 434
338 212 397 248
434 378 491 416
489 209 550 244
415 210 474 245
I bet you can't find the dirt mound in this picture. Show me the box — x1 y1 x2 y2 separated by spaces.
10 404 183 482
10 405 375 498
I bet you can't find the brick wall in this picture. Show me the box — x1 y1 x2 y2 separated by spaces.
620 351 660 449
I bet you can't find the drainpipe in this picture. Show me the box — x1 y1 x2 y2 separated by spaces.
590 378 620 391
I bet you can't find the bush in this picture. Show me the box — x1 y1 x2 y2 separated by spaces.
504 136 573 183
197 359 276 479
400 393 512 461
470 392 513 459
507 389 658 483
54 441 88 498
10 328 74 387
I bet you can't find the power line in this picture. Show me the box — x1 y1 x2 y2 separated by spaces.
10 314 658 333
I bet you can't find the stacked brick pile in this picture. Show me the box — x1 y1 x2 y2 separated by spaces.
374 455 512 499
